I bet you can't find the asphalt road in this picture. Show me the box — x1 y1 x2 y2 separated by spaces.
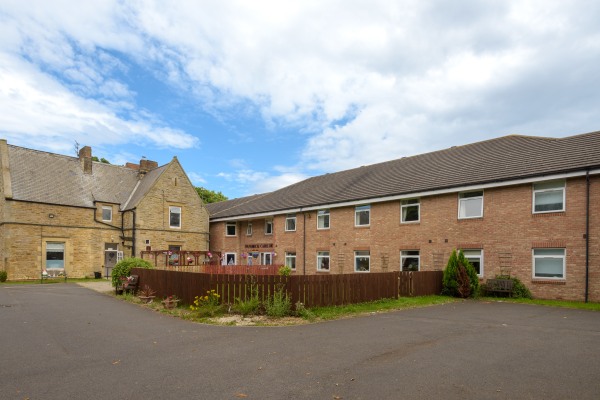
1 283 599 400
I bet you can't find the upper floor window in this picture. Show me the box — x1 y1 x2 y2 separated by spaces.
355 251 370 272
317 209 330 229
265 219 273 235
226 222 237 236
400 250 420 271
401 199 420 223
463 249 483 277
533 180 565 213
169 206 181 228
102 206 112 222
285 214 297 231
458 191 483 219
533 248 565 279
247 222 253 236
355 205 370 227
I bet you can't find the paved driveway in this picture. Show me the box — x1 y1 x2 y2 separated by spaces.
1 283 599 400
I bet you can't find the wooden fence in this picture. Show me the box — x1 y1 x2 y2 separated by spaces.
131 269 443 308
398 271 443 296
149 264 280 275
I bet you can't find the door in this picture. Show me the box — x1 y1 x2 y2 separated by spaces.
104 243 119 278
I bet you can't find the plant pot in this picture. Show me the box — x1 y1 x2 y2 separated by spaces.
162 300 179 309
138 296 156 304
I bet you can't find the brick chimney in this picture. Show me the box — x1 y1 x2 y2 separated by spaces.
78 146 92 174
139 158 158 177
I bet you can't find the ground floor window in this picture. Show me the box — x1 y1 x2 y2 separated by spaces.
46 242 65 272
400 250 420 271
462 249 483 277
285 252 296 270
355 251 370 272
533 248 565 279
261 252 273 265
317 251 330 271
223 253 236 265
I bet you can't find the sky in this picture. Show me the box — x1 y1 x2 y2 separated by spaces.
1 1 600 200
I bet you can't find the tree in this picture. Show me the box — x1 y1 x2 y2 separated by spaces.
195 186 228 203
91 156 111 164
442 249 479 298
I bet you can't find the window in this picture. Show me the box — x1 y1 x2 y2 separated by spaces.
102 206 112 222
317 251 330 271
533 249 565 279
533 180 565 213
46 242 65 272
246 222 253 236
458 191 483 219
401 199 420 223
169 206 181 228
265 219 273 235
355 251 370 272
223 253 236 265
463 249 483 277
355 205 370 226
317 209 330 229
261 252 273 265
285 252 296 270
285 214 296 231
168 245 181 266
400 250 420 271
226 222 237 236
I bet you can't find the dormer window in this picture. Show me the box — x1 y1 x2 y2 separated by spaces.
102 206 112 222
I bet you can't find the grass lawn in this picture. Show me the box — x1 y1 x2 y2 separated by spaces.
480 296 600 311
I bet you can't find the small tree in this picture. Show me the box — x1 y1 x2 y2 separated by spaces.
111 257 154 287
442 249 479 298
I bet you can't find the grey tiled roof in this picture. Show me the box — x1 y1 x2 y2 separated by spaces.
207 130 600 219
7 145 164 210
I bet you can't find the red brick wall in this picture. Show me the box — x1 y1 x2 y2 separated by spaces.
209 175 599 301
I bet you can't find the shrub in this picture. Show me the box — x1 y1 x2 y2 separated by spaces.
233 277 261 316
265 288 292 317
295 301 316 321
190 290 224 317
111 257 153 287
0 270 7 282
278 265 292 276
442 249 479 298
496 275 533 299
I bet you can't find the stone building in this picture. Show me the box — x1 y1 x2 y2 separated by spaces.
207 131 600 301
0 140 209 280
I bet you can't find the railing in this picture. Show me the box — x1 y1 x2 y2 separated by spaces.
140 250 221 267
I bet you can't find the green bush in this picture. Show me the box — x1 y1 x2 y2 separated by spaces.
111 257 153 287
265 288 292 317
0 270 7 282
234 296 261 316
495 275 533 299
294 301 316 321
442 249 479 298
278 265 292 276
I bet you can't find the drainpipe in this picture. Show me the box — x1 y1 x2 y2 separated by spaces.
303 212 307 275
132 209 137 258
585 170 590 303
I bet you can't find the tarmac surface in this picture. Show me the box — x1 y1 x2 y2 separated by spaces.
1 283 599 399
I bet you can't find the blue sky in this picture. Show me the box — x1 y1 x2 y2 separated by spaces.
1 1 600 199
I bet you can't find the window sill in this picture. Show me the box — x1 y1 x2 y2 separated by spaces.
354 225 370 229
531 279 566 285
458 217 483 222
316 270 330 274
532 211 565 218
400 221 420 225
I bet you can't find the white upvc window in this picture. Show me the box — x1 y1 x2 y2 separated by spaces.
401 199 420 223
458 191 483 219
45 242 65 273
285 214 297 231
102 206 112 222
400 250 420 271
354 251 370 272
317 209 330 230
169 206 181 228
223 253 236 266
463 249 483 277
355 205 370 227
285 252 296 270
265 219 273 235
533 248 565 279
533 180 565 213
261 252 273 265
226 222 237 236
317 251 330 272
246 222 253 236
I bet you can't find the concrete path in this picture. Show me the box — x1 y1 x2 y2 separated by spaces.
76 279 113 293
1 283 599 399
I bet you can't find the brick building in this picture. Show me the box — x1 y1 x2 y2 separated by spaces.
207 131 600 301
0 140 209 280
